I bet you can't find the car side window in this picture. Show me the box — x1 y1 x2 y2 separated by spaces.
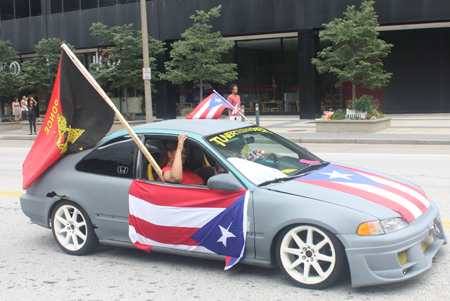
76 137 135 178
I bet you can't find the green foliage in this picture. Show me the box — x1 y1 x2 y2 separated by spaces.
0 40 20 97
354 95 373 112
20 38 75 100
160 5 237 100
1 116 14 122
331 109 346 120
311 1 393 103
89 22 165 94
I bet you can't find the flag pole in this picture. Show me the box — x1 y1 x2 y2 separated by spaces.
61 44 164 182
213 90 251 123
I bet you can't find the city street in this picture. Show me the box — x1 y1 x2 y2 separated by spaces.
1 141 449 300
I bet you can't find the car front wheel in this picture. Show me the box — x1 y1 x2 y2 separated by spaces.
276 224 345 289
51 201 98 255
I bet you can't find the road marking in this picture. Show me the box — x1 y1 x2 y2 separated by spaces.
0 191 25 198
443 221 450 229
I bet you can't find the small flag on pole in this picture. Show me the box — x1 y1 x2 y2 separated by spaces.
186 92 233 119
22 47 115 189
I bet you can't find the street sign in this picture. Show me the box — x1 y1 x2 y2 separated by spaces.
143 68 151 80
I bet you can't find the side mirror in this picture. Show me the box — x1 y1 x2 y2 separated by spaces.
207 173 244 191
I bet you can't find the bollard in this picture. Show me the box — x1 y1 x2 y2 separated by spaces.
241 105 245 122
255 103 260 126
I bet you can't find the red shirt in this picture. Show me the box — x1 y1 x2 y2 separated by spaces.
227 94 241 116
159 166 204 185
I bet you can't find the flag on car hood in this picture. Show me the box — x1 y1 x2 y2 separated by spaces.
295 164 430 222
128 180 249 269
186 92 233 119
22 47 115 189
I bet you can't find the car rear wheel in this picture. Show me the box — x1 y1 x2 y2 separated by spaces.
276 224 345 289
51 201 98 255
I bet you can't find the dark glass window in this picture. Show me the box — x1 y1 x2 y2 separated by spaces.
76 137 136 179
118 0 136 4
81 0 97 9
51 0 62 13
15 0 30 18
0 0 15 21
30 0 41 16
64 0 79 12
99 0 115 7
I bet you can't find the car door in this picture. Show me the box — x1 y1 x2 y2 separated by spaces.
133 135 256 260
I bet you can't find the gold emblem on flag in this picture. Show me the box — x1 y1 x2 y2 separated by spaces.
56 114 85 154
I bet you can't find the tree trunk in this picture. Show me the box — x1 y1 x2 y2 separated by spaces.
124 87 128 114
352 82 356 109
199 79 203 102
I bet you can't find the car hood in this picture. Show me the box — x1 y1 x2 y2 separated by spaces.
266 162 431 222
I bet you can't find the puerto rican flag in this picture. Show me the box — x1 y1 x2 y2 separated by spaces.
296 164 430 222
128 180 249 269
186 92 233 119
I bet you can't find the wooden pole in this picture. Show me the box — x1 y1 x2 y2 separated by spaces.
61 44 164 182
212 90 252 123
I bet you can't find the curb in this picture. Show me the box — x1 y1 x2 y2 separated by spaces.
0 135 37 141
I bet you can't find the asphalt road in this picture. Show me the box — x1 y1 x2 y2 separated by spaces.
1 142 449 301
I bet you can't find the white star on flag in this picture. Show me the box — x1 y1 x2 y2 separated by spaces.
217 223 236 247
321 170 354 180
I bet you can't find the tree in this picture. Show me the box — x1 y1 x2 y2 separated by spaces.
20 38 75 101
160 5 237 101
311 0 393 108
89 22 165 112
0 40 20 98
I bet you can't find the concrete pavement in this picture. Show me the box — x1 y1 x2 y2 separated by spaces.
1 113 450 145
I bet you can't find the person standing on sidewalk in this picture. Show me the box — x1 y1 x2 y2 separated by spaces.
27 97 38 135
20 95 28 121
227 84 241 121
12 97 21 121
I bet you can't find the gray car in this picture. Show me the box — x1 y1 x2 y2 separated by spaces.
20 120 447 289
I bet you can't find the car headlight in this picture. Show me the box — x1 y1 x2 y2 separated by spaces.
357 218 408 236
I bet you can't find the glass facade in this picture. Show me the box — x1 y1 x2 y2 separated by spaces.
0 0 40 20
176 36 300 114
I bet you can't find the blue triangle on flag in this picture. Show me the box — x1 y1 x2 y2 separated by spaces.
207 92 232 110
190 193 246 257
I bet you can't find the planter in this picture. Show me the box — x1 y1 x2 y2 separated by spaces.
0 121 22 131
108 120 147 133
315 117 392 133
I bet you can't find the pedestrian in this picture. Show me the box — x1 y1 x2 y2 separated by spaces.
12 97 22 121
20 95 28 120
227 84 241 121
27 96 38 135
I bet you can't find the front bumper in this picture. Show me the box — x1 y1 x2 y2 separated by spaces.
337 201 447 287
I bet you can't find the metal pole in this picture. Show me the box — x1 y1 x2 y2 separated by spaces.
140 0 153 123
255 103 260 126
241 105 245 122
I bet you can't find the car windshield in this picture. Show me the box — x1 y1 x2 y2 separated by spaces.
206 126 325 185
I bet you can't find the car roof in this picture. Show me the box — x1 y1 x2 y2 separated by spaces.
131 119 252 136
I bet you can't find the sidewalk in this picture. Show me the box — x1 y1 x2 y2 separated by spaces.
1 113 450 145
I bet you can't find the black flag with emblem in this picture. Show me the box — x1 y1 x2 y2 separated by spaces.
23 47 115 189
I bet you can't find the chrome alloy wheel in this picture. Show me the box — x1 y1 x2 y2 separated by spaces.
53 204 88 251
277 225 344 288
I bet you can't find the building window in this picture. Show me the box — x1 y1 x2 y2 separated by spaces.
64 0 79 12
51 0 62 13
15 0 29 18
0 0 15 21
118 0 136 4
81 0 98 10
30 0 41 16
99 0 116 7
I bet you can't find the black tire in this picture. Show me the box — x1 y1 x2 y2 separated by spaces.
51 200 98 255
275 224 346 289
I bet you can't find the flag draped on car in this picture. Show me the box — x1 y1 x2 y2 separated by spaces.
186 92 233 119
22 47 115 189
128 180 249 270
295 164 430 222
